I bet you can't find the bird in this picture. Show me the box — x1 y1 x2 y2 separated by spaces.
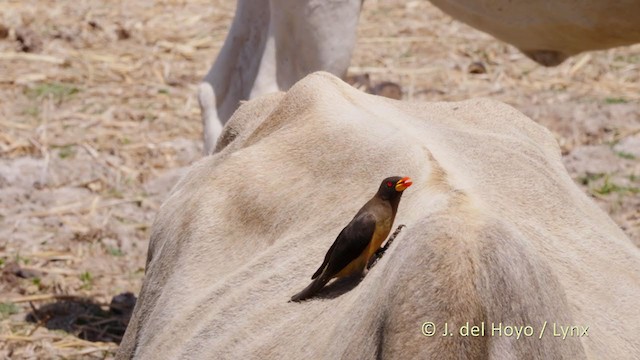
290 176 412 302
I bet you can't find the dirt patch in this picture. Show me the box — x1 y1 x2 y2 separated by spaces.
0 0 638 358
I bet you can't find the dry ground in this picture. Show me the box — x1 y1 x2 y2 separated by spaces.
1 0 639 358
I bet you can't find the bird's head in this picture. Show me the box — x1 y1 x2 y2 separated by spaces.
377 176 412 200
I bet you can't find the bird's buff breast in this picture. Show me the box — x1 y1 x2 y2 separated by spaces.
335 217 393 278
368 217 393 258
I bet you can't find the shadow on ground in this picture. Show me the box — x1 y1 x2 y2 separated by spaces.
25 292 136 344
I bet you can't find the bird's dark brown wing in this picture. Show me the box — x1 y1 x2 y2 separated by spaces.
311 212 377 279
311 228 343 279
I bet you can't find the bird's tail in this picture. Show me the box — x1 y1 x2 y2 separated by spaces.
290 275 330 302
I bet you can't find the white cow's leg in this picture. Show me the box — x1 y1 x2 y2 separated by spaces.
199 0 272 155
197 82 222 155
269 0 362 89
199 0 362 154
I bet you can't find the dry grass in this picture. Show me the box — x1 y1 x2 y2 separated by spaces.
0 0 638 358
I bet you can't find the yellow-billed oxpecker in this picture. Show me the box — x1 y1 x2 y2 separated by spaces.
290 176 412 302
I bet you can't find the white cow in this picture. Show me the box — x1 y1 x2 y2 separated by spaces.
119 72 640 359
199 0 640 154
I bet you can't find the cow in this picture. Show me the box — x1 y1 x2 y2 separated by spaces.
118 72 640 359
198 0 640 154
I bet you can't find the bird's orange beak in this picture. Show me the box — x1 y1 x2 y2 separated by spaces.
395 177 413 192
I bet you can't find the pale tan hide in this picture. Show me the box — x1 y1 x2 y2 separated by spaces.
199 0 640 153
121 72 640 359
430 0 640 66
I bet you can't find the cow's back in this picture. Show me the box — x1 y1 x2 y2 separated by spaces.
119 72 640 359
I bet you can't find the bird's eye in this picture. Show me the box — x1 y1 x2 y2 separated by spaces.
387 181 393 187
